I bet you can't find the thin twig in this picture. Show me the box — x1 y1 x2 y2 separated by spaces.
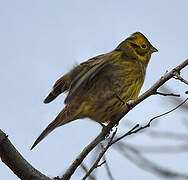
173 71 188 85
82 125 141 179
130 97 188 133
80 163 96 180
110 125 139 144
96 161 106 168
154 91 180 97
159 86 188 112
82 129 117 180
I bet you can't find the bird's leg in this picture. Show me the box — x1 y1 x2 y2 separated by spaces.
99 122 106 128
115 93 134 110
125 100 134 110
115 94 125 105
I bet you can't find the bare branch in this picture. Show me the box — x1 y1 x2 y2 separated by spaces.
154 91 180 97
60 59 188 180
173 71 188 85
159 86 188 112
0 129 52 180
81 129 117 180
80 163 96 180
96 160 106 168
110 125 139 144
140 97 188 126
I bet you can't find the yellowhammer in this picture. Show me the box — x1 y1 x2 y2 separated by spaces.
31 32 157 150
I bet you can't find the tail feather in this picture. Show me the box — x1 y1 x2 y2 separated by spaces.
43 92 57 104
44 75 70 104
30 122 56 150
31 105 73 150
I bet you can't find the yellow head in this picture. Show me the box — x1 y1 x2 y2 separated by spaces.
116 32 158 64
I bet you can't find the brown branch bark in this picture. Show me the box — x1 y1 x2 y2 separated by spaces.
0 129 52 180
81 129 117 180
154 91 180 97
174 71 188 85
80 163 96 180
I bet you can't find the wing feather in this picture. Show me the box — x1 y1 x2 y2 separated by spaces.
65 52 116 103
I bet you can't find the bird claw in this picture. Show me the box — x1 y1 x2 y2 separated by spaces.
99 122 106 128
126 100 134 110
115 93 134 110
115 94 125 105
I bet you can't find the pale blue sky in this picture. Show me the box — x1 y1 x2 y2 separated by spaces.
1 0 188 179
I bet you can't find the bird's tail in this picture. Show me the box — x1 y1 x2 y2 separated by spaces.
30 104 74 150
43 92 58 104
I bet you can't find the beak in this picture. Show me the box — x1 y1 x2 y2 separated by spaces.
150 45 158 53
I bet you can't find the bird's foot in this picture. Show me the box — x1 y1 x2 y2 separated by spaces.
125 100 134 110
115 94 126 105
99 122 106 128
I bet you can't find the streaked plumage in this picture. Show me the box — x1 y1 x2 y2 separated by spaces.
31 32 157 150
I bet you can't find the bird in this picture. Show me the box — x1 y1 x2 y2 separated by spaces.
31 32 158 150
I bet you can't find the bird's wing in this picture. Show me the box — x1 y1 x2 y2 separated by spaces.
43 73 70 103
64 52 117 104
44 64 90 104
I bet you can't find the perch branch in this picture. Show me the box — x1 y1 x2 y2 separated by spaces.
82 129 117 180
0 129 52 180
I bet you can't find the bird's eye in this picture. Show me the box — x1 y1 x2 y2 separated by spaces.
141 44 146 48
